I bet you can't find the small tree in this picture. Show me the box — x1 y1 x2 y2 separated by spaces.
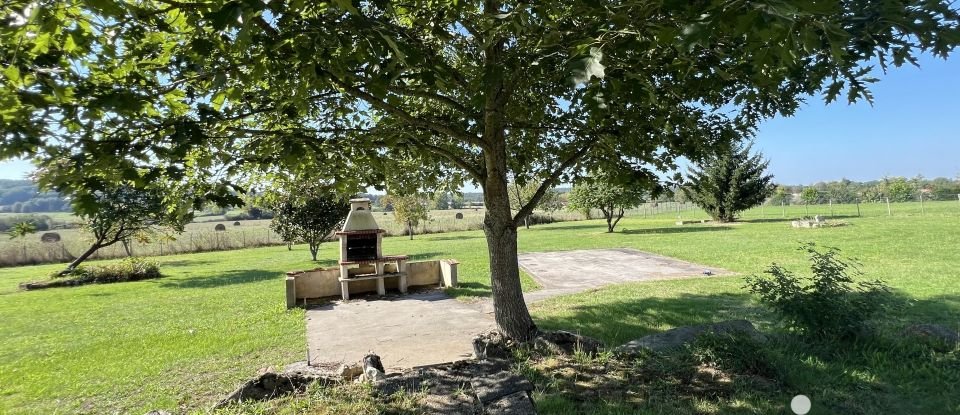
684 143 775 222
567 178 647 233
745 243 892 339
881 177 916 202
768 186 792 206
800 187 820 215
65 184 192 274
269 189 350 261
384 194 430 240
8 221 36 261
509 181 562 229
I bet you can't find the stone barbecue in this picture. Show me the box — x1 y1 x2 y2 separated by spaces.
336 198 408 300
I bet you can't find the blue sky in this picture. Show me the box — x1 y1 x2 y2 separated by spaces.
1 54 957 186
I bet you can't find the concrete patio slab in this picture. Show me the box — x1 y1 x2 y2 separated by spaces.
518 248 729 303
305 291 494 371
305 248 727 370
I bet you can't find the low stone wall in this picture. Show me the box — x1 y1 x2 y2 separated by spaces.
285 259 459 307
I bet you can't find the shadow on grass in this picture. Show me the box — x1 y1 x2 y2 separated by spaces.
403 252 449 261
532 222 607 232
531 290 960 414
421 234 485 242
740 214 860 224
620 226 732 235
157 269 279 289
534 292 756 346
159 258 221 268
445 281 491 298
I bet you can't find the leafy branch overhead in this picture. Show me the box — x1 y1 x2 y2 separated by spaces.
4 1 958 215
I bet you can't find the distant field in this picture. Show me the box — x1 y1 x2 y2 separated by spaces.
2 200 957 268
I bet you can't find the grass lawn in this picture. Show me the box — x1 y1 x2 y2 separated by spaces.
0 203 958 413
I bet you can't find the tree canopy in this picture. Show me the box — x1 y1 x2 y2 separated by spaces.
268 187 350 261
567 177 649 233
2 0 959 340
383 193 430 240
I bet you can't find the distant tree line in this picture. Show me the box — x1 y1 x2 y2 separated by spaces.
0 180 72 213
769 176 960 205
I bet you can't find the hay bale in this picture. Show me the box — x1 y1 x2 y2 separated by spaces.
40 232 61 243
455 212 464 219
233 221 242 226
214 224 227 231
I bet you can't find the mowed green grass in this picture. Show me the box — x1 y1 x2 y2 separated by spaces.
0 202 958 413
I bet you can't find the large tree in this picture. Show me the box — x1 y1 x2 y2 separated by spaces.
683 143 775 222
2 1 959 340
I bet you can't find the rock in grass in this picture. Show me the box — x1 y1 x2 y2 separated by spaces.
473 331 514 360
338 363 364 381
483 391 537 414
903 323 960 352
533 330 605 356
615 320 766 354
213 364 335 409
362 353 386 382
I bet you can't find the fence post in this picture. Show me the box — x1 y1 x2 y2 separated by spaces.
856 199 861 217
829 199 833 217
920 192 925 215
781 201 785 218
886 197 892 216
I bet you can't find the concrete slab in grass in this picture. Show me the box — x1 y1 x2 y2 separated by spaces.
518 248 730 303
305 291 494 371
306 248 728 371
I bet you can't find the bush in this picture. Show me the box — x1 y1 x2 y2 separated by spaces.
745 243 892 339
53 257 161 283
224 211 252 221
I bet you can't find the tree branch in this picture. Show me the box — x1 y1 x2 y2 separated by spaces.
325 72 485 148
512 139 595 226
407 137 485 181
385 84 473 116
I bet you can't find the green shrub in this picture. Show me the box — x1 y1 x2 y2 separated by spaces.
54 258 161 283
224 211 252 221
745 243 892 339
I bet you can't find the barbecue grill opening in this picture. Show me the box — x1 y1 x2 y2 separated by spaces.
345 233 378 261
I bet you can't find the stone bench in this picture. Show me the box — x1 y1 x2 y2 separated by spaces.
338 255 409 300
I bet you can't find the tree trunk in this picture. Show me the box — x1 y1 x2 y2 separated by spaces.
121 238 133 257
482 136 538 341
602 206 614 233
61 241 105 275
408 220 414 240
524 215 530 229
309 242 319 261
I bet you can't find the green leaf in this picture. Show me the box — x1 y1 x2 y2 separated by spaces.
210 2 242 30
3 66 20 84
377 31 407 63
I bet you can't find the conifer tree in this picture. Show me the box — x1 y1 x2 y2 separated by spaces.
684 143 775 222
